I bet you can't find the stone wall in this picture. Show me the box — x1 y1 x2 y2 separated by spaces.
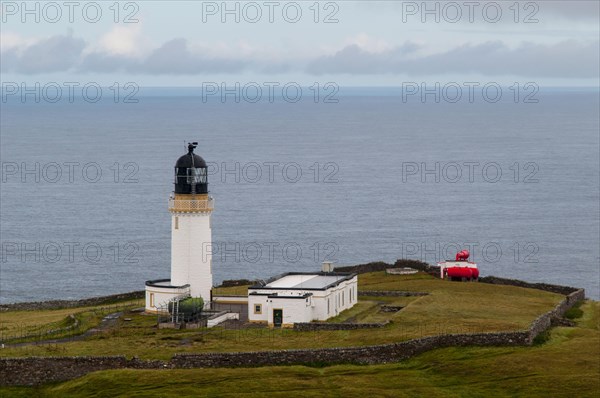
0 291 145 312
218 279 260 288
293 320 390 331
0 284 585 386
526 288 586 342
0 328 536 386
359 290 429 297
479 276 580 296
393 259 441 276
381 305 403 312
0 356 164 386
335 260 430 275
169 330 531 369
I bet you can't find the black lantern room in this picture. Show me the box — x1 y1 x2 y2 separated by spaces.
174 142 208 194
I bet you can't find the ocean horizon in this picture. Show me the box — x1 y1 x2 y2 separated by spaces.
1 87 599 302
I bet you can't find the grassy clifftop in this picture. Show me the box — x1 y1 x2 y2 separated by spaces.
1 272 564 359
2 300 598 397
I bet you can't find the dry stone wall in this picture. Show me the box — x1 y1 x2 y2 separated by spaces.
359 291 428 297
335 260 430 274
0 282 585 386
293 321 391 331
0 291 145 312
479 276 580 296
0 330 531 386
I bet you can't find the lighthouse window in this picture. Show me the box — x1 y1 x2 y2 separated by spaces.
174 217 179 229
187 168 207 184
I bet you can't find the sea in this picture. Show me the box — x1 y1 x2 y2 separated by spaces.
1 87 599 303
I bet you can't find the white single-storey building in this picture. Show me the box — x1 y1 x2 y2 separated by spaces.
247 272 358 327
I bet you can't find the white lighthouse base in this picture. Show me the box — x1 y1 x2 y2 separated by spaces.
145 279 190 313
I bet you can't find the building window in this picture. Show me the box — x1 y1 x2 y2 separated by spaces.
174 217 179 230
342 291 345 306
149 293 154 307
254 304 262 314
327 298 330 314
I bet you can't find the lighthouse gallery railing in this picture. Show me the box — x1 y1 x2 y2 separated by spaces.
168 197 214 212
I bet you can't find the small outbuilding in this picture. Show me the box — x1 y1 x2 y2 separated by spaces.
248 272 358 327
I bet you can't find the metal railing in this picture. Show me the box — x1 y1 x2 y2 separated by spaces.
168 197 214 212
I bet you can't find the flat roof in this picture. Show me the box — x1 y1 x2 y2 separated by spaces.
145 279 189 289
250 272 356 291
266 274 347 289
249 292 313 299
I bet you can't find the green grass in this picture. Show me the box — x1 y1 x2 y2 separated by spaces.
2 300 598 397
326 295 422 324
0 299 144 344
564 301 585 320
0 273 564 359
324 300 380 323
212 285 251 296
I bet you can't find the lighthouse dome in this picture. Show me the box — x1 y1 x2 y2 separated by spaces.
175 152 207 169
174 142 208 194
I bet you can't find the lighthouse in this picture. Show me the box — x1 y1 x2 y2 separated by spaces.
145 142 214 312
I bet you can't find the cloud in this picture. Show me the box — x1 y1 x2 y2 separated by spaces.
77 38 250 75
77 51 138 73
344 33 396 53
2 33 85 74
2 30 597 80
0 32 37 52
2 34 254 75
306 40 600 78
307 41 423 75
96 25 143 57
136 38 247 74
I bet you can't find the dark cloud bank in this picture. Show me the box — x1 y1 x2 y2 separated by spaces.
2 34 598 79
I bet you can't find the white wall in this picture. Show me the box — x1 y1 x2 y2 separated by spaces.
248 294 269 322
145 285 189 313
250 288 313 297
207 312 239 328
171 212 213 303
312 276 358 320
267 296 312 326
247 275 358 324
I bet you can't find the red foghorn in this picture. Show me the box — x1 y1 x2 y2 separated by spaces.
438 250 479 281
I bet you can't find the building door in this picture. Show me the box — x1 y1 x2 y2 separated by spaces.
273 309 283 327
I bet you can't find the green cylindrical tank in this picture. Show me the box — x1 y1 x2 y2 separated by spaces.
168 297 203 322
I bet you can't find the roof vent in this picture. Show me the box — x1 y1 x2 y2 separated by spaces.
322 261 334 273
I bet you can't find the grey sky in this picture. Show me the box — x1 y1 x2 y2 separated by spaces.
1 1 598 86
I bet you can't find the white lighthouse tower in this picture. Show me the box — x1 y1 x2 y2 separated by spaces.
145 142 214 312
